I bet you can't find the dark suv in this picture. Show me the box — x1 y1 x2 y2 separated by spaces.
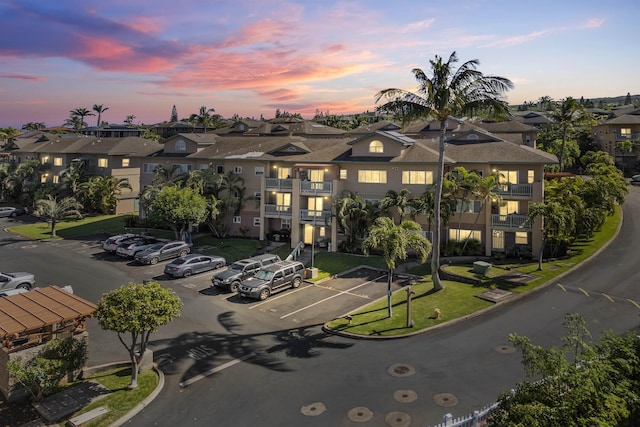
211 254 281 292
238 260 306 300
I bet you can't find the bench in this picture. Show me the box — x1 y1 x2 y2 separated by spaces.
67 406 108 426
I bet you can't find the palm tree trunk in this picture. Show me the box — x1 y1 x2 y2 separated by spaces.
387 268 393 318
51 218 57 237
431 123 446 291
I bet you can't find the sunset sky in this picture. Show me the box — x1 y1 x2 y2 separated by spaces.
1 0 638 128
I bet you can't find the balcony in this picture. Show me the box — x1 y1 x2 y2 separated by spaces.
615 132 639 142
300 209 332 223
491 214 531 231
265 178 293 191
264 204 292 218
300 180 332 195
495 183 532 198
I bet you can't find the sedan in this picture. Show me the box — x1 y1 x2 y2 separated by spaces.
0 207 26 217
0 271 35 291
134 241 191 265
116 237 165 258
102 233 138 253
164 254 226 278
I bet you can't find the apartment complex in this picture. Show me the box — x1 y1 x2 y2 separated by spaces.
4 119 557 257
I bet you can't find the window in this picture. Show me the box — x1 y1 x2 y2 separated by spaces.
41 155 49 164
281 218 291 229
276 193 291 210
402 171 433 185
255 166 264 176
53 157 63 166
276 167 292 179
40 174 48 183
122 158 130 167
308 169 324 182
234 166 243 174
308 197 324 215
369 140 384 153
173 164 193 174
498 170 518 184
515 232 528 245
175 140 186 151
500 201 519 215
621 128 632 138
527 170 534 184
98 158 108 168
233 216 241 224
216 165 224 174
254 192 261 202
253 218 260 227
339 169 347 180
449 229 481 242
492 230 504 250
52 175 59 184
143 163 160 174
455 200 482 213
358 170 387 183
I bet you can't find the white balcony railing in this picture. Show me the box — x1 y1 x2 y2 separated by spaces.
491 214 531 230
264 204 292 218
300 209 331 222
495 183 532 197
265 178 293 191
300 180 332 194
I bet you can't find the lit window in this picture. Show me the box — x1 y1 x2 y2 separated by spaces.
497 170 518 184
449 229 481 242
255 167 264 176
621 128 631 138
41 155 49 164
339 169 347 180
369 140 384 153
358 170 387 183
499 201 519 215
122 158 130 167
175 140 186 151
233 216 241 224
527 170 534 184
53 157 63 166
53 175 59 184
402 171 433 185
98 158 108 168
308 170 324 182
276 167 292 179
40 174 48 183
276 193 291 210
515 232 528 245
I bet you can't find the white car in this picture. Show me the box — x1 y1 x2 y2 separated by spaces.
116 237 166 258
102 233 138 253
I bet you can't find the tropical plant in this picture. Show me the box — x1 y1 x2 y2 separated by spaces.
375 51 513 290
34 195 83 237
527 201 574 270
460 172 502 254
148 186 209 240
190 105 217 133
380 189 412 223
69 107 94 129
21 122 46 131
92 104 109 127
548 97 586 171
334 190 372 252
124 115 136 125
362 218 431 318
78 176 132 214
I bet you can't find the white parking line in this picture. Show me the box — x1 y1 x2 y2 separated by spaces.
280 274 386 319
248 285 312 309
179 353 254 387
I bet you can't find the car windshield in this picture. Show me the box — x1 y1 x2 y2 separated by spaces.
230 263 246 271
254 270 274 280
172 259 186 265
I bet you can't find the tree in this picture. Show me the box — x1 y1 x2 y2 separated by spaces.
624 92 632 105
362 217 431 318
34 195 83 237
170 105 178 122
95 281 182 389
59 160 88 196
527 201 574 270
376 51 513 290
380 189 412 223
489 313 640 426
78 176 132 214
0 126 20 146
148 186 209 240
190 105 217 133
124 115 136 125
69 107 94 129
334 190 372 252
549 97 585 171
461 172 501 254
92 104 109 127
21 122 46 131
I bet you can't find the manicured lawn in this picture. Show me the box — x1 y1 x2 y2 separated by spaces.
310 252 389 281
67 367 158 427
8 215 133 240
190 236 266 262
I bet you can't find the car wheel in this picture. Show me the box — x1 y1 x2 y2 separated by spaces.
9 212 17 217
258 288 270 300
179 250 188 257
17 283 31 290
183 269 192 277
150 257 159 265
230 281 240 293
215 262 224 269
292 277 302 288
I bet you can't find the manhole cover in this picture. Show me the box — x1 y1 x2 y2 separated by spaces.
301 402 326 416
348 406 374 422
494 344 516 353
433 393 458 408
393 389 417 403
385 411 411 427
388 363 416 377
20 244 37 249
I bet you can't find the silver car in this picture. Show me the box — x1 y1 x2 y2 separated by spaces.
0 207 26 217
102 233 138 253
164 254 226 278
116 237 165 258
0 271 35 291
134 241 191 265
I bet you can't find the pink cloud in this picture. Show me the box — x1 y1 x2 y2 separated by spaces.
124 16 165 35
219 19 295 48
583 18 605 29
0 74 45 81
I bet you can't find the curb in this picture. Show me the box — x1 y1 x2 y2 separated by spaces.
323 206 624 340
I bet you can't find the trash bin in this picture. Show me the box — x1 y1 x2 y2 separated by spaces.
307 267 318 279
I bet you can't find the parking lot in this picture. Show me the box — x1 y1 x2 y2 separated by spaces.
41 237 415 326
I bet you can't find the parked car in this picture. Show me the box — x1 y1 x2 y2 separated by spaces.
134 241 191 265
0 207 26 217
102 233 138 253
164 254 226 278
211 253 281 292
116 236 166 258
238 260 306 300
631 174 640 186
0 271 35 292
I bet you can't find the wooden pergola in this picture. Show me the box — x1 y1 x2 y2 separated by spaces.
0 286 97 353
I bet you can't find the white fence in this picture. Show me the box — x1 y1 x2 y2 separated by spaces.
428 402 499 427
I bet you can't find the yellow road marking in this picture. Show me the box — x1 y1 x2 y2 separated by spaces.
628 299 640 309
601 293 614 303
578 287 590 297
556 283 567 292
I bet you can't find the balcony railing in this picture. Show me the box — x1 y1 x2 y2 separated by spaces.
491 214 531 230
265 178 293 191
495 183 532 198
300 209 332 223
615 132 639 142
300 180 332 194
264 204 292 218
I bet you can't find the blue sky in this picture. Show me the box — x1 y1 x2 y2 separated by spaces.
0 0 637 128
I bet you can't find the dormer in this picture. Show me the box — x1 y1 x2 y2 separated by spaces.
446 130 502 145
348 130 414 158
268 142 311 156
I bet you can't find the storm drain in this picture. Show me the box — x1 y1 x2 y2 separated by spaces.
393 389 417 403
385 411 411 427
300 402 326 416
433 393 458 408
347 406 374 422
387 363 416 378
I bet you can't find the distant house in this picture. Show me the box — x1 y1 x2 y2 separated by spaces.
592 109 640 173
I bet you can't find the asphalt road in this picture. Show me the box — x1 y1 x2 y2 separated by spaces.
2 187 639 426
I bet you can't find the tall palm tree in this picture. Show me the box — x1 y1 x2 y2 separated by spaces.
460 172 501 254
79 176 132 214
92 104 109 127
190 106 216 134
334 190 371 251
124 115 136 125
35 195 83 237
380 189 412 223
362 217 431 318
375 51 513 290
550 97 584 171
527 201 573 271
69 107 94 129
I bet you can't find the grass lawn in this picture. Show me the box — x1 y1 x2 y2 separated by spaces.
67 367 158 427
310 252 389 281
191 236 266 262
7 215 134 240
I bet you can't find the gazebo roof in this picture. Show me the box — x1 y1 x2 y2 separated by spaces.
0 286 97 337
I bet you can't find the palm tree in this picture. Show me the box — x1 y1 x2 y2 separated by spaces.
527 201 574 271
446 167 478 243
79 176 132 214
380 189 412 223
550 97 584 171
21 122 46 131
92 104 109 127
334 190 371 251
35 195 83 237
190 106 216 133
59 161 88 196
69 107 94 129
460 172 501 254
124 115 136 125
362 217 431 318
375 51 513 291
63 116 84 130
